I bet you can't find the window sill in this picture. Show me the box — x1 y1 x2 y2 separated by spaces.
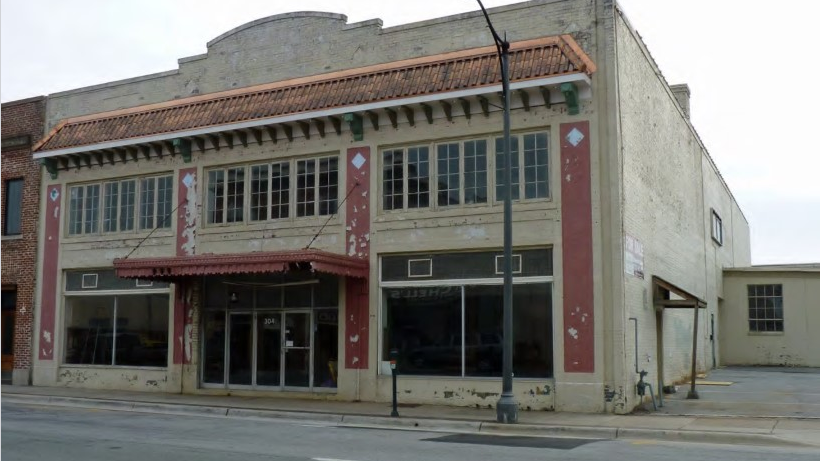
63 230 174 244
59 364 169 371
1 234 23 241
376 373 555 382
375 199 557 223
747 331 785 336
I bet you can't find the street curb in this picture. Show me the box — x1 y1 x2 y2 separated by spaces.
2 393 816 448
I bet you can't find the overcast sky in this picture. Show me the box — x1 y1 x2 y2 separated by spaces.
2 0 818 264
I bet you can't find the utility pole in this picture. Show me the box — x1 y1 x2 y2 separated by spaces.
477 0 517 424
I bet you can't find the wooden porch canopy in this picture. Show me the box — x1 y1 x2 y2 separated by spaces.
113 249 368 282
652 276 707 309
32 34 596 177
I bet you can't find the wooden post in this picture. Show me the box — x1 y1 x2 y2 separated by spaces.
687 303 700 399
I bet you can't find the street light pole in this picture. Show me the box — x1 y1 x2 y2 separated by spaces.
477 0 517 424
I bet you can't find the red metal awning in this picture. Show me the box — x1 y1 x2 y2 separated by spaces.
113 249 368 281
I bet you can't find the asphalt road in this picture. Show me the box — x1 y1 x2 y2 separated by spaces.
2 403 818 461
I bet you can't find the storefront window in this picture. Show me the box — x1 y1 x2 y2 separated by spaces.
383 283 552 378
65 294 169 367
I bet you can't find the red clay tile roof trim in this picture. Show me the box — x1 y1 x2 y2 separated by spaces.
113 249 369 280
35 34 595 153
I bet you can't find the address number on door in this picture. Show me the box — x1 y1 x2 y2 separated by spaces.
263 317 277 325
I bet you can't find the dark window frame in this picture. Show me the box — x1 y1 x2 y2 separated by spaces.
747 284 783 332
711 209 723 246
3 178 24 236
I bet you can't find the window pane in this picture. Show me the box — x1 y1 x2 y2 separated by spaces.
383 286 462 376
296 159 316 217
226 167 245 223
207 170 225 224
139 178 156 230
202 311 226 384
495 136 520 200
383 149 404 210
523 132 549 199
156 176 173 228
102 182 119 232
407 147 430 208
3 179 23 235
463 140 487 204
84 184 100 234
114 294 169 367
318 156 339 215
65 295 116 365
120 180 136 231
437 143 460 206
271 162 290 219
314 309 339 388
250 165 269 221
464 285 502 376
69 186 84 235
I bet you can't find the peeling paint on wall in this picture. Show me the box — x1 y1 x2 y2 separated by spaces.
179 171 198 256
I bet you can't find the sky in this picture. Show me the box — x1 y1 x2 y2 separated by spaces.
1 0 818 264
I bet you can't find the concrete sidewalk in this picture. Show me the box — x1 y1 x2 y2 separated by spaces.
3 384 819 449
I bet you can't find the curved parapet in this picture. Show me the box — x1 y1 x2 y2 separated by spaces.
206 12 350 48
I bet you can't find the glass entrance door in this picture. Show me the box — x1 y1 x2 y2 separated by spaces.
228 313 253 385
282 312 311 387
256 312 282 386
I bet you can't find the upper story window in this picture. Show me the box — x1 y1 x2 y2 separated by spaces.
747 284 783 332
382 131 549 212
711 210 723 246
3 178 24 236
68 174 173 236
206 155 338 225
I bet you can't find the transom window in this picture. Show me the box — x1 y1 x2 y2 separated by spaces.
382 131 549 211
68 174 172 236
206 155 338 225
747 284 783 332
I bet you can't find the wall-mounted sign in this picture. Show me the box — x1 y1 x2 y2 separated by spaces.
625 234 645 279
1 135 31 152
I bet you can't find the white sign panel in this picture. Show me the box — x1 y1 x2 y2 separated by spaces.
625 234 644 279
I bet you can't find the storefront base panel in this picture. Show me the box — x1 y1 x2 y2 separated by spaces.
32 365 182 393
12 367 30 385
554 381 606 413
373 376 556 411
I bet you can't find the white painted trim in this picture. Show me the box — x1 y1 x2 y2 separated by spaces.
34 73 591 160
379 276 553 287
64 288 171 296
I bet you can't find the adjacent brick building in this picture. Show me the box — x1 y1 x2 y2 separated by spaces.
27 0 752 413
2 96 46 385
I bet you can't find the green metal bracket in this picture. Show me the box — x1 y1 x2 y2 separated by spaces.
343 113 364 141
40 158 59 179
173 138 193 163
560 82 580 115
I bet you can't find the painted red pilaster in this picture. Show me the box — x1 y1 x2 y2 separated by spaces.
344 147 370 369
560 121 595 373
38 185 61 360
174 167 197 365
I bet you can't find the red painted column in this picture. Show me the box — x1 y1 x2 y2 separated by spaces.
344 147 370 369
38 185 61 361
560 121 595 373
174 168 197 365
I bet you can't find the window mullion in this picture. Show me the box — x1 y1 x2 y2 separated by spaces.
267 163 273 221
459 142 465 206
111 296 118 366
222 169 229 225
518 136 525 200
314 159 320 216
461 285 465 377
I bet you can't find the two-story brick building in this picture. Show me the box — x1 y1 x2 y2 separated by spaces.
28 0 749 413
2 96 46 385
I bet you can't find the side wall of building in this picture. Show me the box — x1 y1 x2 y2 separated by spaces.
613 8 750 411
721 271 820 367
2 96 46 385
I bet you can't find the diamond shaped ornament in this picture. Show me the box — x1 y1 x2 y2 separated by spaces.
351 152 366 170
566 128 584 147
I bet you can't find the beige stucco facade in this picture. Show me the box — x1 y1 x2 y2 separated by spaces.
720 267 820 367
28 0 750 414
